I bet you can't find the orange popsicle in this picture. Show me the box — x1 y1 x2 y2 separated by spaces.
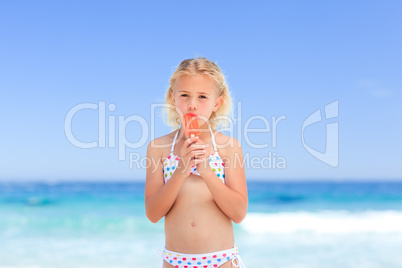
183 113 200 138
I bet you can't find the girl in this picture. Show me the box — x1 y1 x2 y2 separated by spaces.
145 57 248 268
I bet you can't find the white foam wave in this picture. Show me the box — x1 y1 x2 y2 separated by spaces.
241 210 402 234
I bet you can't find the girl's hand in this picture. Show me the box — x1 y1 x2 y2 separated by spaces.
193 138 210 176
176 136 206 177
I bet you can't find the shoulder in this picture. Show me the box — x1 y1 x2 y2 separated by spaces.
147 130 177 157
213 130 241 147
213 130 242 158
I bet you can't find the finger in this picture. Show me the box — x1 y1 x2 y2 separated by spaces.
194 158 206 164
189 144 206 151
187 149 206 158
188 150 199 159
192 154 204 161
194 150 206 157
185 136 199 148
184 145 205 156
193 157 202 164
188 139 206 149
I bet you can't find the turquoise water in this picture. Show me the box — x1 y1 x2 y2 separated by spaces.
1 181 402 268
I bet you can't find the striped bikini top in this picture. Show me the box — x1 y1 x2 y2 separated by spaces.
163 126 225 184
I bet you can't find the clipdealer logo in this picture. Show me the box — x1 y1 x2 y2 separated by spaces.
63 100 339 169
301 100 339 167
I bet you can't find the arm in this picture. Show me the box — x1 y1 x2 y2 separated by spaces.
144 136 204 223
144 142 186 223
199 138 248 223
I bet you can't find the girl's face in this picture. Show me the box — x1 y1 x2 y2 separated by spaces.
171 74 223 128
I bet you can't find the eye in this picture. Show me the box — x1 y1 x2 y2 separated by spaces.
181 94 189 97
199 95 207 99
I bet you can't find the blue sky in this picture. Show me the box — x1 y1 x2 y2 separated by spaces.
0 1 401 181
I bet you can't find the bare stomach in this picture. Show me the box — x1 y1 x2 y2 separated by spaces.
164 175 234 255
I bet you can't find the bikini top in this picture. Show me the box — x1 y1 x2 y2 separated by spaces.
163 126 225 184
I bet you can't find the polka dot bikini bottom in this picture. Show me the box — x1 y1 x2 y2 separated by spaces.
159 244 246 268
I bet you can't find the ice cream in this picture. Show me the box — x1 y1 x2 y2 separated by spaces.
183 112 200 138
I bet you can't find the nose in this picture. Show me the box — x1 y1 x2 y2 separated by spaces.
187 97 197 110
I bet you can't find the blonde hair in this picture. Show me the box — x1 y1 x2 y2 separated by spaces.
162 57 233 130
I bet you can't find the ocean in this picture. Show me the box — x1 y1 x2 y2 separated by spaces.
1 180 402 268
